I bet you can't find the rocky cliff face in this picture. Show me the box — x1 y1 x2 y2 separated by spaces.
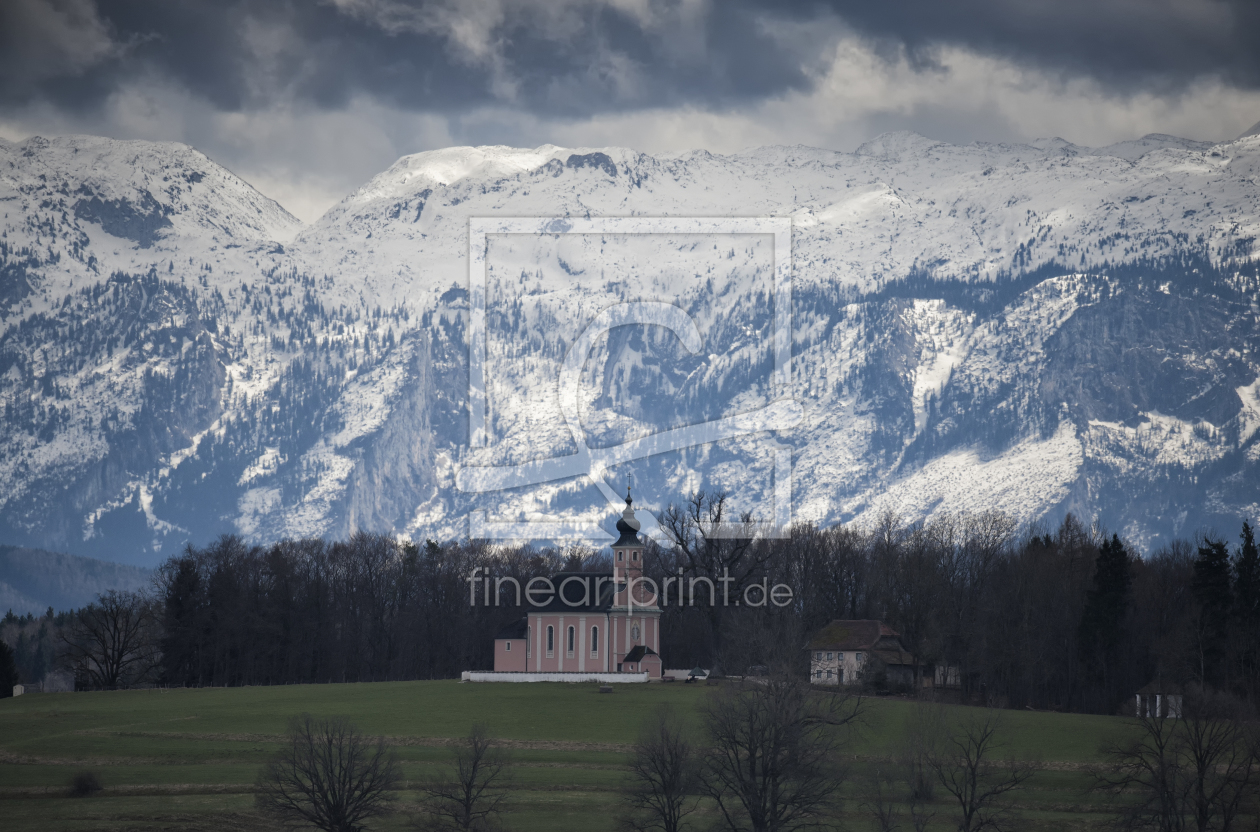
1 132 1259 564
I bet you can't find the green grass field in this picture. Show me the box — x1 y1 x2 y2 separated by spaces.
0 680 1137 831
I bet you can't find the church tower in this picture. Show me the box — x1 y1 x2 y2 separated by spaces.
612 486 647 607
610 486 662 675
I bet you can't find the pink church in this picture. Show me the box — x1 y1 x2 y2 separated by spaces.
492 490 663 678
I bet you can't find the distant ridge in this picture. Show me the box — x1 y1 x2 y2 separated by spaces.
0 546 152 616
1241 119 1260 139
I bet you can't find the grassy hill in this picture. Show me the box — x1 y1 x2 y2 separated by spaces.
0 680 1139 831
0 546 152 616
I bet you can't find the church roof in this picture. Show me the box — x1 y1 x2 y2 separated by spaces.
613 487 643 548
624 645 658 663
494 617 528 640
527 571 619 613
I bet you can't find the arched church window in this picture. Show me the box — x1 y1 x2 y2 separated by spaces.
591 626 599 655
547 626 554 657
567 626 575 656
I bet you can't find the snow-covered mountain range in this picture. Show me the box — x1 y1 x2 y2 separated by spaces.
2 130 1259 564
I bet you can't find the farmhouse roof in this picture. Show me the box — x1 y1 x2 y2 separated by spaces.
871 648 916 668
805 619 903 652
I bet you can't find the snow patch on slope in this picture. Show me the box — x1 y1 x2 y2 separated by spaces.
855 419 1083 524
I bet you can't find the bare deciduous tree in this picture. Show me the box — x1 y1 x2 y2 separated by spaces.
624 706 700 832
257 714 400 832
658 490 772 669
700 674 861 832
902 705 939 832
861 767 904 832
925 709 1038 832
420 723 512 831
1095 690 1260 832
862 705 940 832
60 589 160 690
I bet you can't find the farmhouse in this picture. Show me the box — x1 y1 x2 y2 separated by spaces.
805 619 915 687
492 489 662 678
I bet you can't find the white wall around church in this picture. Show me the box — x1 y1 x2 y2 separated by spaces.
461 671 649 683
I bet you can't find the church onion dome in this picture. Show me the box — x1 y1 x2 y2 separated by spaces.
613 487 643 548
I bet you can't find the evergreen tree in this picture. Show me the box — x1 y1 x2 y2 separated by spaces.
1237 522 1260 628
159 556 206 687
1235 521 1260 697
1078 534 1132 711
1192 538 1233 687
1080 535 1133 648
0 639 18 697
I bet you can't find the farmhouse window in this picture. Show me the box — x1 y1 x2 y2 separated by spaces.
826 652 833 660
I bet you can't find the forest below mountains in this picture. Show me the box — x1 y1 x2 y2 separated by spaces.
4 496 1259 718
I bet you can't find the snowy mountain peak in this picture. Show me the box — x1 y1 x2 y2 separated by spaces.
854 131 947 160
342 144 569 208
1089 133 1214 162
3 135 302 244
1028 136 1083 155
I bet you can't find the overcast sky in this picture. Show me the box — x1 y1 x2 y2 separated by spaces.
2 0 1258 222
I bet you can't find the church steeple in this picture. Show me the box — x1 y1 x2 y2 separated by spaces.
613 483 642 549
612 482 649 609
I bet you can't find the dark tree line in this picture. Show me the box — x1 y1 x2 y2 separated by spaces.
646 501 1260 715
7 499 1260 714
0 606 71 689
154 533 549 686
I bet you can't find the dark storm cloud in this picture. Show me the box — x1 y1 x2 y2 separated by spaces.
0 0 823 115
815 0 1260 92
1 0 1256 117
